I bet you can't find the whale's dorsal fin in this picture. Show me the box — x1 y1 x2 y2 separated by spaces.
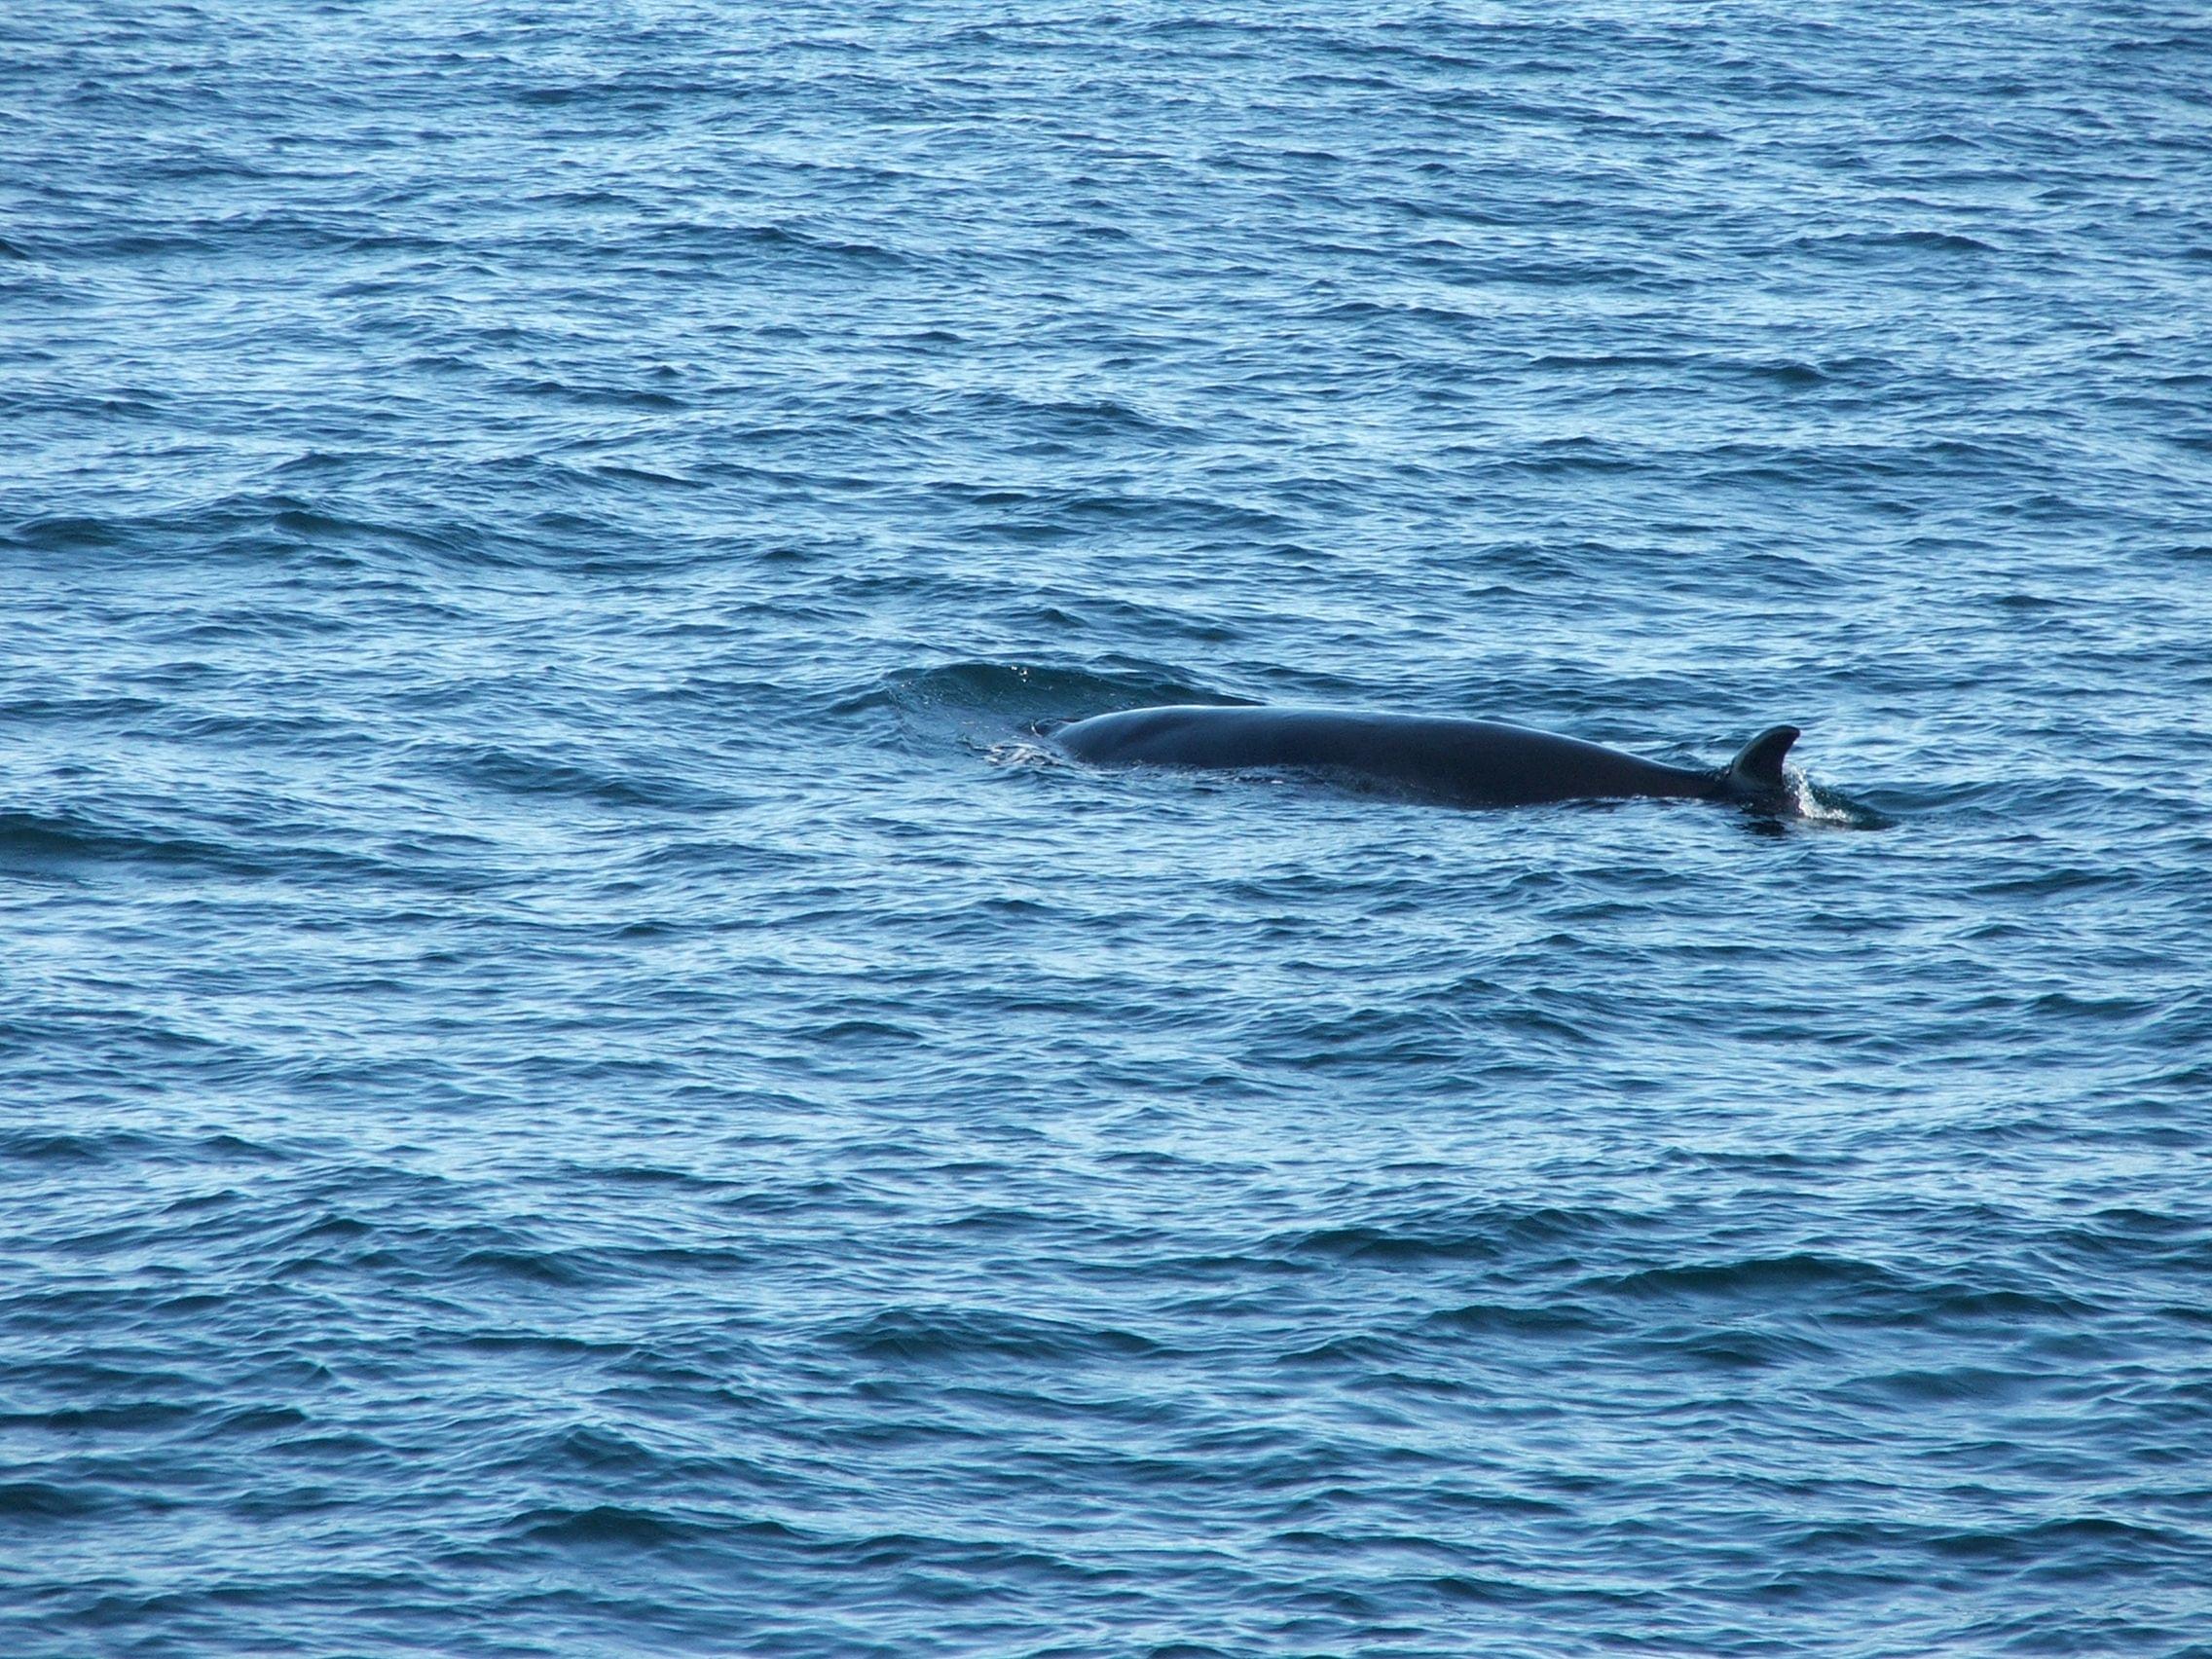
1725 724 1800 796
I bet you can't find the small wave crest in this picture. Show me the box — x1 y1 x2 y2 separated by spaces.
984 737 1066 770
0 806 237 874
1786 770 1894 830
835 659 1245 749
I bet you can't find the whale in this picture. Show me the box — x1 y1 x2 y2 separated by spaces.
1053 705 1804 812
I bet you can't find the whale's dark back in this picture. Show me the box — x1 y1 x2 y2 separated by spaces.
1053 705 1737 809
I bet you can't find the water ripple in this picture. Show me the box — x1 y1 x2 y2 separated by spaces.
4 0 2210 1654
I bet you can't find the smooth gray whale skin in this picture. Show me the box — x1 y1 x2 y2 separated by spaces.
1054 705 1802 811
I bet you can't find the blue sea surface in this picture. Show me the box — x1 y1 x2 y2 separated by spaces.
5 2 2211 1653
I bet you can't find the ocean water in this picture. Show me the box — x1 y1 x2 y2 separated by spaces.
5 1 2211 1653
